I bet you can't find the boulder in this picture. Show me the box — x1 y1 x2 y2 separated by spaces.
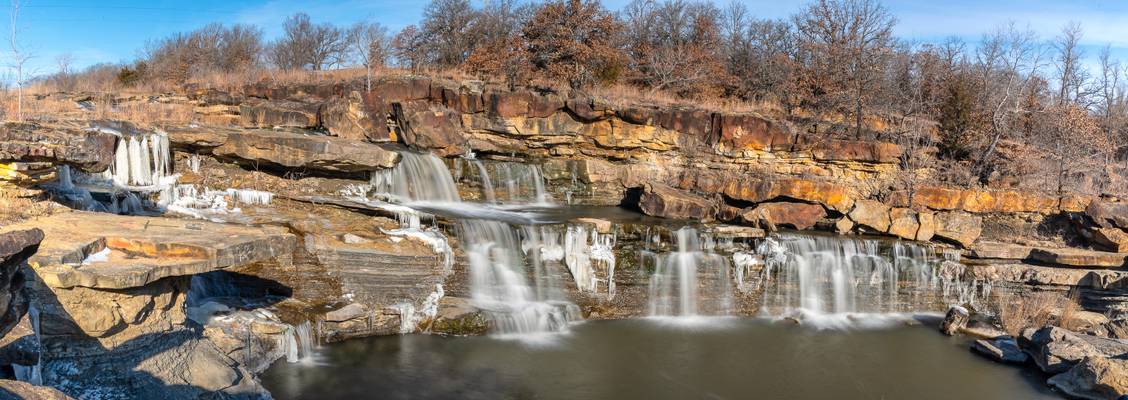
1091 227 1128 253
741 202 825 231
933 211 983 248
321 91 389 143
1024 326 1102 374
971 337 1029 364
399 104 469 157
638 183 715 221
213 130 399 174
1048 356 1128 400
848 200 891 233
939 305 969 336
0 229 41 338
888 208 922 240
0 121 118 173
1087 200 1128 230
834 218 855 234
239 98 321 129
430 297 489 336
325 303 368 323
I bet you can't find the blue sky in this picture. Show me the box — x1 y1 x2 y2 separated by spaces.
6 0 1128 77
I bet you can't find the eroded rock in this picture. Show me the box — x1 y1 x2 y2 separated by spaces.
213 129 399 174
638 183 715 221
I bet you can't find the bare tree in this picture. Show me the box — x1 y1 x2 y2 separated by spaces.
794 0 897 138
348 21 390 91
9 0 33 121
392 25 428 73
623 0 728 98
973 23 1046 182
218 24 263 72
421 0 476 68
269 13 346 70
1052 22 1086 105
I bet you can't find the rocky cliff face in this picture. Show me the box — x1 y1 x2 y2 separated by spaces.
1 74 1126 398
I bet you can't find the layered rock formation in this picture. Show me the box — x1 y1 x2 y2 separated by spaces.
2 73 1126 398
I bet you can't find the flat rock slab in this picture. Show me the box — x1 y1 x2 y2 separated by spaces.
0 211 296 290
213 129 399 174
967 242 1035 260
964 263 1128 289
1030 248 1128 268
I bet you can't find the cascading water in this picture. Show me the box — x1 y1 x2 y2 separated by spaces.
648 227 733 317
371 151 580 336
456 158 553 205
756 232 989 316
283 321 315 363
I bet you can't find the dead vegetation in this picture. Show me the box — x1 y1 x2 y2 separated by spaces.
991 288 1091 337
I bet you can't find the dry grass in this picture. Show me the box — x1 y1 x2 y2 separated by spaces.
1 93 195 125
992 289 1090 336
0 189 56 226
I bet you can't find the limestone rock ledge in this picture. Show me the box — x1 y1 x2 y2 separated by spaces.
4 211 296 290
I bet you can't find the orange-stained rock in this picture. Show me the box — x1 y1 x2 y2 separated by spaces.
807 140 902 164
718 176 854 213
888 208 920 240
1059 194 1093 213
710 113 793 154
1087 200 1128 230
322 91 390 143
582 119 679 152
893 187 1060 214
741 202 825 231
399 103 469 157
488 91 532 118
848 199 891 232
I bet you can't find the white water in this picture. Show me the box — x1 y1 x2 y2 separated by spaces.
373 152 580 336
562 225 616 297
457 158 553 205
648 228 733 317
756 233 989 316
283 321 316 363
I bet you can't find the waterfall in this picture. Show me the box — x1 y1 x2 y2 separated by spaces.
373 151 579 335
472 161 497 204
371 152 461 203
457 158 553 205
461 220 578 335
756 233 983 315
648 227 733 317
562 225 616 296
283 321 315 363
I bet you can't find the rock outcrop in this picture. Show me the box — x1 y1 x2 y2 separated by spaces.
212 129 399 174
0 122 117 174
0 229 40 338
638 183 715 221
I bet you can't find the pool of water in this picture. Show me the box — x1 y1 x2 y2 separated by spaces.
261 318 1060 400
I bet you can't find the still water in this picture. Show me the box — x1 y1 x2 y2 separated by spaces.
262 318 1059 400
